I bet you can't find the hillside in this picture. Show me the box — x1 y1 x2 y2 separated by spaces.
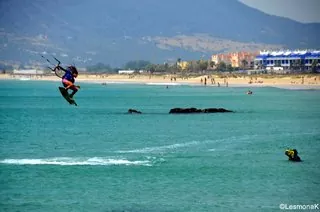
0 0 319 67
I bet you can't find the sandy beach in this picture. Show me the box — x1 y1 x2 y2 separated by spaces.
1 73 320 89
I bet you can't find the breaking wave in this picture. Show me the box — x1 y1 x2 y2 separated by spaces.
116 141 201 153
145 82 181 86
116 135 259 154
0 157 152 166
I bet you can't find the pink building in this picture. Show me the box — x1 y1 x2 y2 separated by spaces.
212 51 258 68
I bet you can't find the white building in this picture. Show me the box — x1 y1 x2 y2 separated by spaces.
255 50 320 72
118 70 135 74
118 70 145 74
13 69 45 75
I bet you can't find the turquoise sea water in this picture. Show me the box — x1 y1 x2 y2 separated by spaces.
0 80 319 212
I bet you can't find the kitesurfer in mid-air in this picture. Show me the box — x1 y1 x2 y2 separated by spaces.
54 65 80 100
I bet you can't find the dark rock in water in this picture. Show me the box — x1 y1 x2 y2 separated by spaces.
169 108 201 114
285 149 301 162
169 107 233 114
128 109 142 114
202 108 233 113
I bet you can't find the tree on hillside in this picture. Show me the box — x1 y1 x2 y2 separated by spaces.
226 64 234 72
86 63 114 73
241 59 248 69
164 62 169 71
175 58 182 72
216 62 227 72
209 61 215 69
184 62 190 71
189 60 201 72
124 60 151 70
199 60 208 71
154 64 163 72
145 64 156 73
0 63 13 71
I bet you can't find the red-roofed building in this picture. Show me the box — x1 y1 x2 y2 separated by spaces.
211 51 258 68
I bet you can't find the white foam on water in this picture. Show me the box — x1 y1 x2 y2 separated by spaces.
145 82 181 86
19 77 31 81
116 135 259 154
0 157 151 166
98 81 132 84
272 85 320 90
78 80 138 84
116 140 204 153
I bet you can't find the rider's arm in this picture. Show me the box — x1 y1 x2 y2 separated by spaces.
52 66 66 78
56 65 67 72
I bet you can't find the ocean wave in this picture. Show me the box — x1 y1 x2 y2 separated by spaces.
99 81 133 84
18 78 31 81
0 157 151 166
116 141 201 153
116 135 258 154
145 82 181 86
271 85 320 90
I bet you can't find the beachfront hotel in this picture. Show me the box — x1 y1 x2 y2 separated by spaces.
211 52 258 68
254 50 320 72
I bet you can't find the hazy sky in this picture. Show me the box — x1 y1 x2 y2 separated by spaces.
239 0 320 23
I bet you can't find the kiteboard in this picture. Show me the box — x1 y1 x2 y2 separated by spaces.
59 87 77 106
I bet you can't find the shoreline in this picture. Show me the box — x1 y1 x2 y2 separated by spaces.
1 73 320 90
